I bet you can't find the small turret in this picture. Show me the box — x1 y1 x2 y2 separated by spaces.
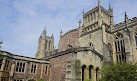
98 0 102 27
51 33 54 38
83 9 84 16
125 12 129 30
98 0 100 6
109 4 111 11
108 4 114 25
79 19 82 28
60 29 63 38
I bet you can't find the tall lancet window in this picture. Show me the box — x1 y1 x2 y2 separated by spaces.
135 30 137 48
115 33 126 62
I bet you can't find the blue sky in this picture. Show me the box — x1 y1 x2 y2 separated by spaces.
0 0 137 57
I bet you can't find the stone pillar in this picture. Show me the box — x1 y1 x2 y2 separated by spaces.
102 24 106 44
65 59 81 81
40 64 43 78
9 59 16 81
84 68 89 80
1 58 6 71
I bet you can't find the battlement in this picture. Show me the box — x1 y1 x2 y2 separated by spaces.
114 17 137 28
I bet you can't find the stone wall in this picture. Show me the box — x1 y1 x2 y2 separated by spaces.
58 29 79 52
13 62 50 81
50 53 73 81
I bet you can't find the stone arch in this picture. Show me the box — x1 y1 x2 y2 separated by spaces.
88 65 94 80
81 65 87 81
114 33 126 62
95 67 100 81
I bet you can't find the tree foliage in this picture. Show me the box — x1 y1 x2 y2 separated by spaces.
38 79 46 81
0 41 2 49
100 62 137 81
0 41 5 59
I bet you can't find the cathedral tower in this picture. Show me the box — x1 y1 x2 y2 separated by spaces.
78 1 114 62
36 28 54 59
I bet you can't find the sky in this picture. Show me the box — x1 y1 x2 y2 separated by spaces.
0 0 137 57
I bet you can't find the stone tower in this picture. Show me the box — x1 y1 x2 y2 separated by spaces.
36 28 54 59
79 1 114 62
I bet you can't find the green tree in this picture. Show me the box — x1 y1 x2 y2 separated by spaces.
0 41 5 58
100 62 137 81
38 79 45 81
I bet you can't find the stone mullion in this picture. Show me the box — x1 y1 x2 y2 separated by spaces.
1 58 6 71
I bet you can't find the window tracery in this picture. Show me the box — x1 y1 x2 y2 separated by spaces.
115 33 126 62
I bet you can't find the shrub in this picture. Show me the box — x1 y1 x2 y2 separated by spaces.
38 79 45 81
100 62 137 81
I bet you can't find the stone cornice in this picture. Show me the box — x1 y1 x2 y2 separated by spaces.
111 20 137 33
81 27 102 37
1 51 49 64
47 47 103 60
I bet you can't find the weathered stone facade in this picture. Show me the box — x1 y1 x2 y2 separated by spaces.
0 1 137 81
0 51 50 81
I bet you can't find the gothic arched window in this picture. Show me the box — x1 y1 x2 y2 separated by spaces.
89 65 94 80
96 67 100 81
115 33 126 62
82 65 87 81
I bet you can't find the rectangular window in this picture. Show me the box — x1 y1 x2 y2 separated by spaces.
4 59 9 71
0 58 3 70
31 63 36 73
45 65 48 74
91 13 92 20
16 61 25 72
88 15 90 22
2 79 5 81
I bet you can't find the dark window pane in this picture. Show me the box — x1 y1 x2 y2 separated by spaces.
0 64 2 69
31 64 33 69
22 68 24 72
135 35 137 46
20 63 22 67
17 62 19 66
0 59 3 63
115 42 117 52
19 67 21 72
31 68 33 73
45 66 47 74
34 65 36 68
16 67 18 72
23 63 25 67
118 41 120 52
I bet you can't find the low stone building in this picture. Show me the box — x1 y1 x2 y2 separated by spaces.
0 1 137 81
0 51 50 81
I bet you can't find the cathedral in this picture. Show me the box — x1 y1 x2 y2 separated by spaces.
0 1 137 81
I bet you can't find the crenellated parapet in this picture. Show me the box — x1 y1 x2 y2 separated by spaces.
80 1 114 37
111 17 137 33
